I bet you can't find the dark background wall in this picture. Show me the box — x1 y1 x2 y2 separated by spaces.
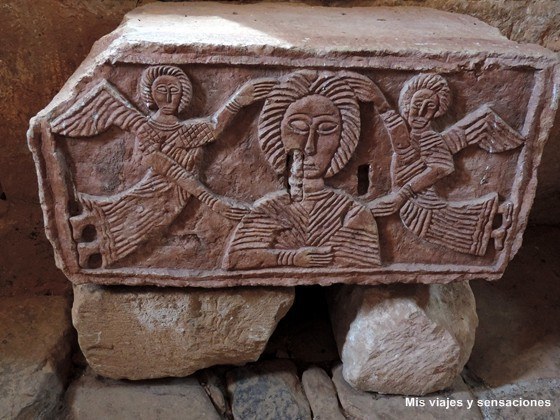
0 0 558 297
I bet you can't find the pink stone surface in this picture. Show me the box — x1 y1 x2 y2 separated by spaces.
28 2 559 287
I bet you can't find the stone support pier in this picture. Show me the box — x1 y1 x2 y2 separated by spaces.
73 284 294 380
329 282 477 395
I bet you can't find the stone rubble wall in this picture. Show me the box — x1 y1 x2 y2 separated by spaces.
0 0 559 296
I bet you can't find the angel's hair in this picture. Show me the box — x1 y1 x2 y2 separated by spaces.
258 70 361 181
398 73 451 121
140 65 193 114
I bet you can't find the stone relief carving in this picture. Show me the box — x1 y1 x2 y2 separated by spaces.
51 65 275 268
369 74 524 256
223 71 383 270
26 4 558 287
30 64 554 286
49 68 528 270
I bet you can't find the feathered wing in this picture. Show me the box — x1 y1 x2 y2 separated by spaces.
50 80 146 137
442 105 525 154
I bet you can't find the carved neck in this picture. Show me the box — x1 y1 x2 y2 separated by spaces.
302 177 325 195
151 111 180 126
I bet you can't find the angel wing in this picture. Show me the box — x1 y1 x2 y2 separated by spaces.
442 105 525 154
51 80 146 137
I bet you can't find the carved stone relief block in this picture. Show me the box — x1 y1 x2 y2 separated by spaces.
28 3 559 287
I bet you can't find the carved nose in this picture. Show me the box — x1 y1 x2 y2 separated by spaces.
419 101 429 117
166 89 172 103
305 128 317 155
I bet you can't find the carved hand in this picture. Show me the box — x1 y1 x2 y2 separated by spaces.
368 189 409 217
233 78 277 107
211 197 252 221
342 72 391 112
293 246 334 268
366 83 391 113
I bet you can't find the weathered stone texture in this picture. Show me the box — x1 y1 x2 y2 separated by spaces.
226 360 312 420
469 379 560 420
329 282 478 395
0 0 148 296
332 364 483 420
331 1 560 52
302 366 346 420
65 373 221 420
198 368 231 418
73 284 294 380
0 296 73 419
468 226 560 387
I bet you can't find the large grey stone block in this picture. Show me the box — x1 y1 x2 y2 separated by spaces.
73 284 294 380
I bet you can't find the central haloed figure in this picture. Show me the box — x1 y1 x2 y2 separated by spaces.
223 70 381 270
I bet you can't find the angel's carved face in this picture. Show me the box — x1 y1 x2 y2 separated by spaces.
409 88 439 130
281 95 342 180
151 75 182 115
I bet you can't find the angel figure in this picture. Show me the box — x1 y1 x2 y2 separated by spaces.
51 65 275 268
368 73 523 256
223 70 387 270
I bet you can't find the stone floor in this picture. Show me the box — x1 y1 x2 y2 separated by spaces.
1 226 559 419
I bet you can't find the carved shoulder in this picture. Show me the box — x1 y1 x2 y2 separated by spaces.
419 130 444 147
418 131 454 174
176 119 217 148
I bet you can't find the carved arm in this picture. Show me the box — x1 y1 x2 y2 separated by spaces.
144 151 250 221
225 246 334 270
211 77 277 137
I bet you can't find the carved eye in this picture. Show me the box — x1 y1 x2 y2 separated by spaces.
169 86 180 94
316 121 339 135
156 85 168 93
288 119 310 134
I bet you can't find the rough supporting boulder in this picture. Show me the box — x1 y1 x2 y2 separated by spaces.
329 282 477 395
73 284 294 380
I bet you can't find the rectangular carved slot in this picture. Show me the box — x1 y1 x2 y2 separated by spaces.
357 164 370 196
285 151 294 194
0 180 6 201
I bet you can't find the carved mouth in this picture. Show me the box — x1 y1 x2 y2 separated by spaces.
160 105 176 113
411 118 428 126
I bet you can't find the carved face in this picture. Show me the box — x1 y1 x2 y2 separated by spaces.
151 75 182 115
281 95 342 180
408 88 439 129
